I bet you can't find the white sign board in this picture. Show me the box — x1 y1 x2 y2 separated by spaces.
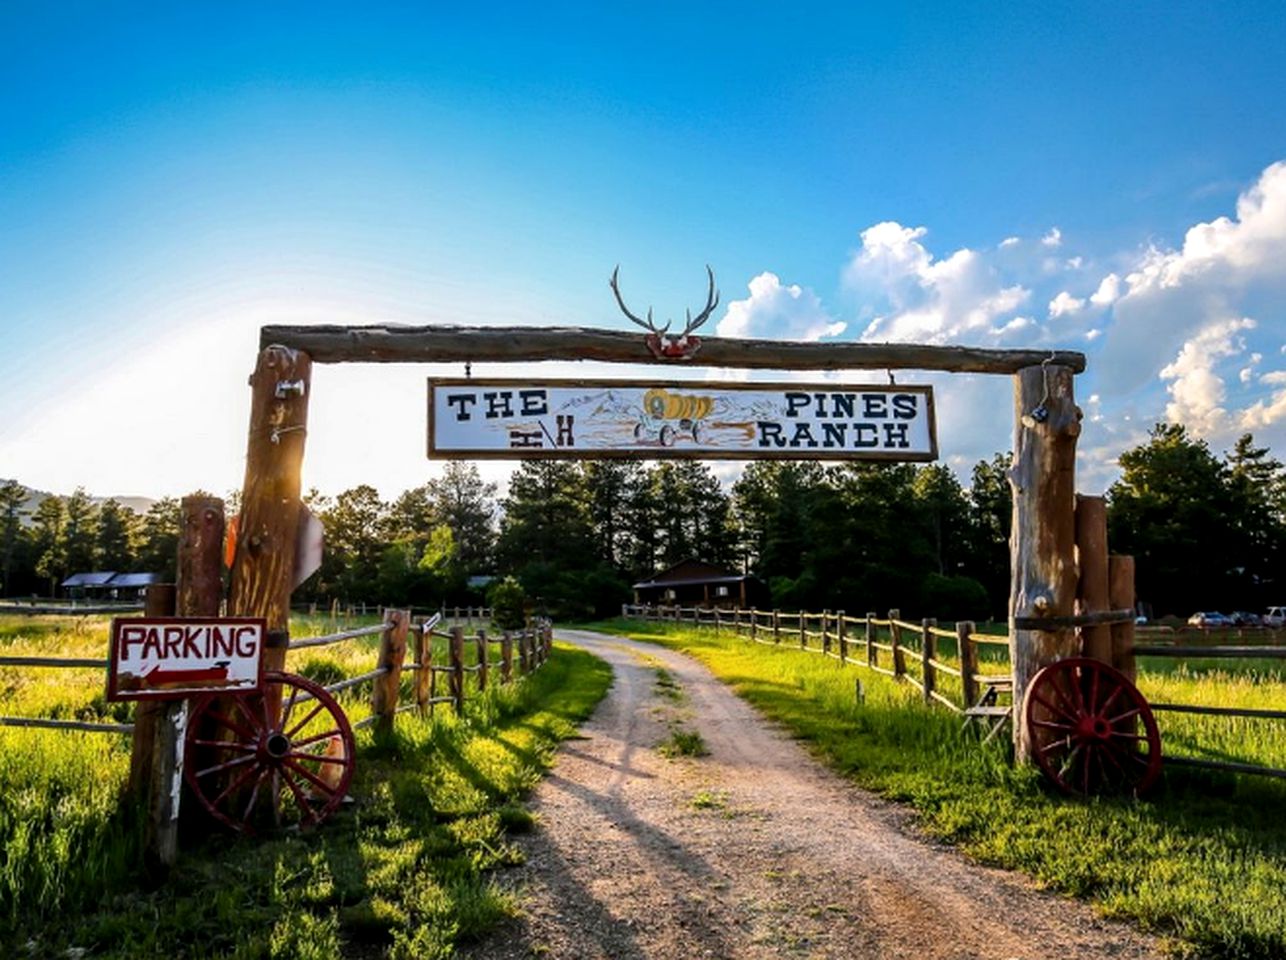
428 379 937 461
108 617 267 701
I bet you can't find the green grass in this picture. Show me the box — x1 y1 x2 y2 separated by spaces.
657 728 708 758
0 614 611 959
593 617 1286 960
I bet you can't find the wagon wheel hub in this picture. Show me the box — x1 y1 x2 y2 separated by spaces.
263 732 292 759
1076 714 1112 740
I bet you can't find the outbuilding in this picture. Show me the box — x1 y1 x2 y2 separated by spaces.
632 558 767 609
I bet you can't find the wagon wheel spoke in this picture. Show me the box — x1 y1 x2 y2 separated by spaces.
231 696 265 736
1098 683 1125 717
281 684 301 732
1031 717 1076 732
291 727 346 751
1030 692 1078 725
1080 742 1092 795
283 757 341 798
279 765 320 826
242 766 271 822
284 702 327 740
208 761 263 809
1087 667 1101 718
286 751 348 766
1106 706 1143 725
1107 730 1149 744
192 752 258 779
206 709 259 742
191 738 256 752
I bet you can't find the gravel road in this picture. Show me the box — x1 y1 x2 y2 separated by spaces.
466 628 1162 960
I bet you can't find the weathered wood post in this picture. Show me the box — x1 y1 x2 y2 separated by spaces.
799 612 807 650
543 621 553 660
413 621 433 714
889 609 905 677
773 609 781 643
1109 555 1137 685
477 629 489 691
733 606 741 634
822 610 831 656
1075 495 1111 664
1009 362 1080 760
519 627 531 674
228 345 312 726
714 607 721 636
129 583 176 800
750 608 758 642
501 631 514 682
371 609 409 736
449 626 465 713
837 610 847 663
147 495 222 870
958 621 979 708
866 613 876 668
921 618 936 704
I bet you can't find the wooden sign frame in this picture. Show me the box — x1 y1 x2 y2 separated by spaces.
107 616 268 701
427 377 938 461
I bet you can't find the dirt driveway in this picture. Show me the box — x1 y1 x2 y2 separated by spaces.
467 628 1162 960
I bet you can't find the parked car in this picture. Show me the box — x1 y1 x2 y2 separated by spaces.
1187 611 1233 628
1229 611 1262 627
1265 607 1286 629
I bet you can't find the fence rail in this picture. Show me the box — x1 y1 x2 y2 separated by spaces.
621 603 1286 780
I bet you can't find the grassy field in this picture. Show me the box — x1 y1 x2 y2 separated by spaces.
594 617 1286 960
0 613 612 959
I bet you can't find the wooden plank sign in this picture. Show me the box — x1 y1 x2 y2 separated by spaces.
428 378 937 461
108 617 267 701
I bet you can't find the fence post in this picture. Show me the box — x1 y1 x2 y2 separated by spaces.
501 631 514 683
748 608 757 642
866 612 876 667
544 622 553 660
799 611 807 650
372 609 410 736
773 609 781 643
822 610 831 656
921 618 936 704
414 621 433 714
449 627 466 713
733 606 741 634
519 626 531 674
958 621 978 708
889 609 905 678
1109 555 1136 686
714 607 721 636
838 610 847 663
477 629 489 691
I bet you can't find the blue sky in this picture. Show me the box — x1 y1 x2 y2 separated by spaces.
2 2 1285 498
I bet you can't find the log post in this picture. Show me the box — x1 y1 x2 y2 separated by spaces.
921 618 936 704
837 611 847 663
501 631 514 682
799 612 807 650
413 621 433 714
773 609 781 643
129 583 177 800
733 606 741 633
958 621 979 708
544 622 553 659
449 627 466 713
227 345 312 725
1075 495 1111 664
371 609 409 736
822 610 831 656
519 628 530 674
750 608 758 642
1009 362 1080 760
477 629 489 691
714 607 721 636
889 609 905 677
866 613 876 667
1109 556 1137 685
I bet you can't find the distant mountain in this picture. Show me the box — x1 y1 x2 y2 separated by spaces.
0 480 157 525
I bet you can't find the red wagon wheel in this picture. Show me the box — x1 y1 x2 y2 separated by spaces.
1024 657 1162 798
184 671 356 834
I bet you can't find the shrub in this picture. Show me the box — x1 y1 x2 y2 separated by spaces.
487 577 526 630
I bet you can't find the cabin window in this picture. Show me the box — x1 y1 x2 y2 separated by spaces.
716 585 729 597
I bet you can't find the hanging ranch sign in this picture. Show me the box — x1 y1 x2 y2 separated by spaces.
107 617 267 701
428 378 936 461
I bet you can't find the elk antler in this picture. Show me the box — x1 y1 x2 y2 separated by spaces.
681 265 719 337
610 266 670 335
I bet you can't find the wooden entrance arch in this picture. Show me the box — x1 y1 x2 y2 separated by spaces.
228 322 1104 759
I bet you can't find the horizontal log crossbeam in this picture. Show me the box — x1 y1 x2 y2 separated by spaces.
259 325 1087 374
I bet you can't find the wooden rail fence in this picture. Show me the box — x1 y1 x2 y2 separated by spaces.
623 603 1286 779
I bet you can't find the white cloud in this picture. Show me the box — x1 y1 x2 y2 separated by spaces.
1048 291 1085 318
1000 236 1021 248
844 222 1030 344
1158 317 1256 433
1041 227 1063 247
1065 256 1084 270
1089 273 1121 306
1262 370 1286 385
716 272 846 341
1085 328 1102 341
